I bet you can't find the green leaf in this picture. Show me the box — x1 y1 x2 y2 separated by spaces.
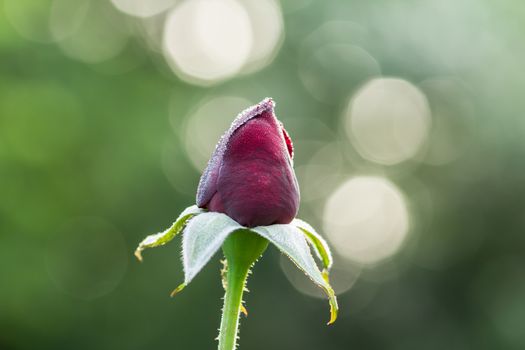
182 212 243 285
134 205 204 261
292 218 333 271
251 224 339 324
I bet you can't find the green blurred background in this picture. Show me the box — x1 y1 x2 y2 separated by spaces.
1 0 525 349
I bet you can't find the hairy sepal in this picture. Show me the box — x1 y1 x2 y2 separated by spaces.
134 205 204 261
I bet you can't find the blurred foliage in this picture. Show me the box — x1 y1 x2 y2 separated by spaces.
1 0 525 349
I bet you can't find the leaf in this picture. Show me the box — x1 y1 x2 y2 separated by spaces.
182 212 243 285
292 218 333 271
134 205 204 261
251 224 339 324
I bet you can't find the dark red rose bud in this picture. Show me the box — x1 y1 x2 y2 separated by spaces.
196 98 300 227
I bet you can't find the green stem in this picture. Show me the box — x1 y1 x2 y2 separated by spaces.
218 230 268 350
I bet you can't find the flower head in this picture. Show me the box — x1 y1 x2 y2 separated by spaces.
135 98 338 350
196 98 300 227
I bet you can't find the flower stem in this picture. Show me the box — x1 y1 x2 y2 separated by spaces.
219 230 268 350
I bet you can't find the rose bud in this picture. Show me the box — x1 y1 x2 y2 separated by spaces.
196 98 300 227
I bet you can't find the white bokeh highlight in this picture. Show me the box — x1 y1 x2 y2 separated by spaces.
323 176 410 265
345 78 431 165
162 0 253 84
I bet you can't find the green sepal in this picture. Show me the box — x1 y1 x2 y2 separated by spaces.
181 212 242 284
293 218 333 270
136 206 339 325
251 224 339 325
134 205 204 261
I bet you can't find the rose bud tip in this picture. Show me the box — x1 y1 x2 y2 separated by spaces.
196 98 300 227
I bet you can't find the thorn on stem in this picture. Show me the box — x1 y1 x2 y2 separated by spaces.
240 304 248 317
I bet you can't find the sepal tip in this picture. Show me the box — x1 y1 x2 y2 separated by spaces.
170 283 186 297
134 249 144 262
326 287 339 325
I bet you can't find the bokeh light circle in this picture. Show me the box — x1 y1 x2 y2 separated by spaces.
46 217 128 300
323 176 410 265
162 0 253 85
110 0 177 18
180 96 252 171
345 78 431 165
